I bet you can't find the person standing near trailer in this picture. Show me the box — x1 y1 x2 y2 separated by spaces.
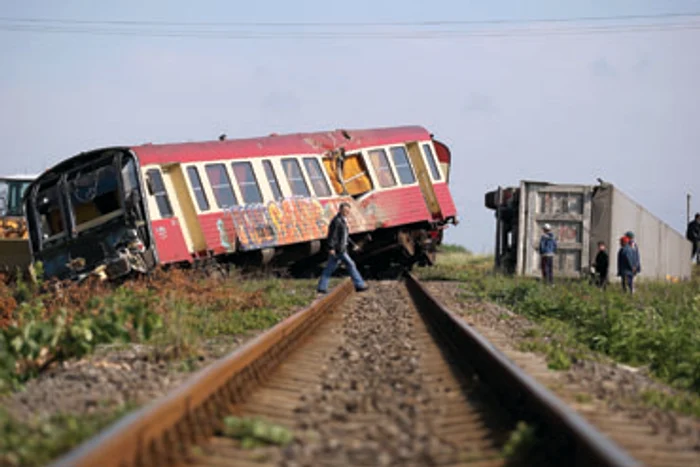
617 236 637 293
625 231 642 275
687 213 700 264
538 223 557 284
594 241 609 288
317 203 369 294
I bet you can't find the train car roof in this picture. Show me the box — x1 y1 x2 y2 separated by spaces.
131 125 432 166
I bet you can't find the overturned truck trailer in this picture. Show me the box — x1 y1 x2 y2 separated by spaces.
485 180 692 281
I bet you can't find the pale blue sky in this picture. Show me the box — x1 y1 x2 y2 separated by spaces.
2 1 699 252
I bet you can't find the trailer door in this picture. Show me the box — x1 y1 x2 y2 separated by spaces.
520 182 592 278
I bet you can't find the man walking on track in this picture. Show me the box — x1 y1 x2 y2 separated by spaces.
538 223 557 284
317 203 369 294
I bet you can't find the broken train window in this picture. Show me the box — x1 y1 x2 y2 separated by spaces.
69 165 122 229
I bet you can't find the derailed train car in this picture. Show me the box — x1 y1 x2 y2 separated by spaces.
23 126 457 281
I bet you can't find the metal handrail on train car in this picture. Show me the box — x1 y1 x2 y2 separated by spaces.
404 273 640 467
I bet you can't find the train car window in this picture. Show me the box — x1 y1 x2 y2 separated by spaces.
36 182 65 239
368 149 396 188
422 143 442 181
281 158 311 197
389 147 416 185
205 164 238 209
302 157 331 197
262 160 283 201
186 166 210 211
122 157 139 193
69 165 122 226
146 169 174 218
231 161 263 204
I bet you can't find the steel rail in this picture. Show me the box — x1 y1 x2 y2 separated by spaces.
51 279 354 467
404 273 641 467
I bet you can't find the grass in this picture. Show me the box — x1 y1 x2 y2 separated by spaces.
482 277 700 392
0 404 135 467
639 389 700 418
501 421 538 459
415 246 493 282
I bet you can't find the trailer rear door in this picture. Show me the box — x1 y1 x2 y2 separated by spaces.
518 182 592 278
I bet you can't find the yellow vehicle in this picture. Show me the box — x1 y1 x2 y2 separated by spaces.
0 174 37 278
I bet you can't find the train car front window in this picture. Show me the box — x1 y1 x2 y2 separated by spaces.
146 169 174 218
36 182 65 240
231 162 263 204
186 166 210 211
368 149 396 188
389 147 416 185
205 164 238 209
69 165 122 228
281 158 310 197
302 158 331 197
422 144 442 181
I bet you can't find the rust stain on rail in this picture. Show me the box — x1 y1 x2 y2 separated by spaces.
51 279 354 467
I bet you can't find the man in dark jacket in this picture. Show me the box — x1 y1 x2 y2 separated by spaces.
594 241 609 288
538 223 557 284
687 213 700 264
617 236 637 293
317 203 368 294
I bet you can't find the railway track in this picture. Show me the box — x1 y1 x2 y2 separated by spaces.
53 275 641 466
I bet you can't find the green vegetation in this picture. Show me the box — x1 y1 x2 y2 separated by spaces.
480 278 700 392
0 405 135 467
0 268 323 465
640 389 700 418
437 243 472 254
501 421 537 459
0 280 163 392
0 270 320 391
419 252 700 397
416 246 492 281
221 416 294 449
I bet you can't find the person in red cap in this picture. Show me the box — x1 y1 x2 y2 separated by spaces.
617 235 637 293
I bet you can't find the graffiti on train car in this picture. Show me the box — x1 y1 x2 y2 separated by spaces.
219 197 378 251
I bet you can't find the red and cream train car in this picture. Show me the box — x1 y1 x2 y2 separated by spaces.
24 126 457 280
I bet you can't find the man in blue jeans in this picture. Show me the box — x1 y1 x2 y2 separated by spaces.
317 202 369 294
538 223 557 284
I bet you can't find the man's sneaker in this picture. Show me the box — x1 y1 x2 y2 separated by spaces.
356 285 369 292
317 289 327 295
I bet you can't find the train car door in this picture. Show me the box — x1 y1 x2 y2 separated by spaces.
160 163 207 254
143 167 190 264
406 142 442 219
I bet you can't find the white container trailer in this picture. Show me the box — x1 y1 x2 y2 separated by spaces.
486 180 692 281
